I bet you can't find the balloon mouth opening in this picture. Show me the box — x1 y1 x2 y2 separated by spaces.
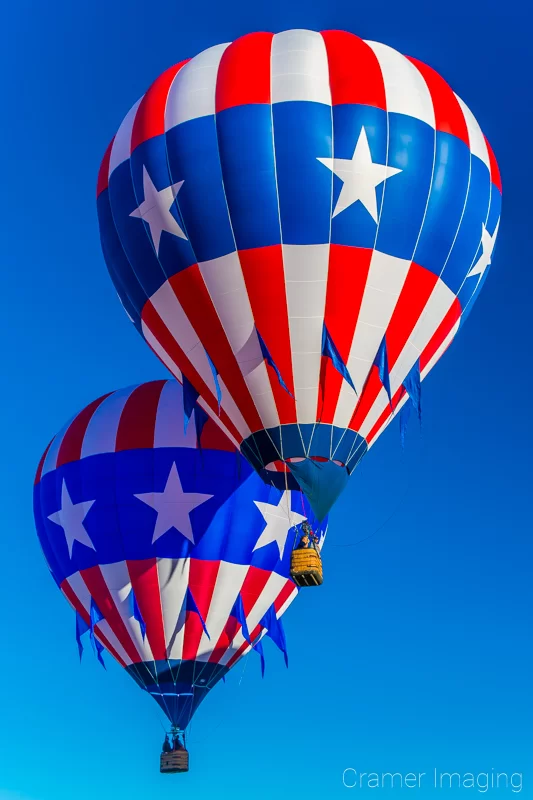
264 457 345 473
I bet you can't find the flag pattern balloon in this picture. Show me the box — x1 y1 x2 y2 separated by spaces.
97 29 501 519
34 380 326 728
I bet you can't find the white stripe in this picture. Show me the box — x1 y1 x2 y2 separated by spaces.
109 98 142 177
140 325 241 449
65 573 132 666
365 41 435 128
283 244 329 424
219 571 288 665
358 278 457 439
199 252 280 430
271 30 331 105
157 557 190 660
454 95 490 170
165 43 230 128
144 280 251 439
153 380 197 450
99 562 155 662
421 319 459 375
366 319 460 447
333 251 411 428
277 585 298 618
196 561 248 662
41 419 73 476
80 386 137 458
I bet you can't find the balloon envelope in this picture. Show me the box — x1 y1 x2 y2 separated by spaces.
34 380 325 728
97 29 501 519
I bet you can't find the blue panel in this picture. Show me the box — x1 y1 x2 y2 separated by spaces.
107 160 172 299
440 154 492 294
288 459 349 522
34 445 327 585
458 188 502 324
272 101 333 245
129 135 198 275
413 132 471 275
376 114 435 260
330 104 388 248
127 660 228 726
97 191 146 331
216 104 281 251
165 117 236 263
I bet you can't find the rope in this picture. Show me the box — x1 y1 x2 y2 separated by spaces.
329 442 416 549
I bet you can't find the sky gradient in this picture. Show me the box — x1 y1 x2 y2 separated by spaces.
2 0 531 797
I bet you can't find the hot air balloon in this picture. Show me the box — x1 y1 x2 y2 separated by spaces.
33 380 327 772
97 29 501 521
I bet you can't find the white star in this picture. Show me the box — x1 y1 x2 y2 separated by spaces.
135 462 212 544
467 220 499 279
318 126 402 221
129 166 187 253
253 491 306 560
48 480 96 559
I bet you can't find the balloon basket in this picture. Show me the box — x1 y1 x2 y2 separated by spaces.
160 748 189 774
290 548 323 587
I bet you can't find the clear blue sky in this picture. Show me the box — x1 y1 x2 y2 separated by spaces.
2 0 531 798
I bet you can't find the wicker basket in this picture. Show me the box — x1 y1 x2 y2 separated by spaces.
160 748 189 774
290 548 323 587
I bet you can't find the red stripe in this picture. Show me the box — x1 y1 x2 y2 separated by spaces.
238 246 296 424
320 245 373 422
209 568 290 665
35 439 53 485
407 57 469 147
321 30 386 109
240 565 273 615
61 578 127 668
56 393 112 469
224 566 271 668
127 558 167 661
182 559 220 661
141 300 244 444
199 417 237 453
81 566 141 664
217 566 271 668
364 386 404 445
216 33 274 112
420 297 461 372
484 136 502 193
273 579 297 613
170 266 263 432
130 61 189 153
115 380 166 451
97 138 114 198
80 566 142 663
365 297 461 445
208 615 240 664
350 263 438 431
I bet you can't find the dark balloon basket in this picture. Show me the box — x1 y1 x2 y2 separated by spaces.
160 749 189 774
290 548 323 587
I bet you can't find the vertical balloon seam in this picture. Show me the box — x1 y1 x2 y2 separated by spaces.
214 37 284 439
306 31 334 462
212 39 285 461
109 388 163 701
266 34 308 468
456 142 494 321
105 97 156 329
164 55 262 442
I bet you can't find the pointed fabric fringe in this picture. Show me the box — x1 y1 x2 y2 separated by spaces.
373 336 393 410
257 329 294 397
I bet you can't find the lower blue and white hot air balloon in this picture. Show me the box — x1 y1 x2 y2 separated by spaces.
33 380 326 771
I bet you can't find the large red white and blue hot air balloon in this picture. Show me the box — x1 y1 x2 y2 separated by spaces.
34 381 324 754
97 29 501 521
